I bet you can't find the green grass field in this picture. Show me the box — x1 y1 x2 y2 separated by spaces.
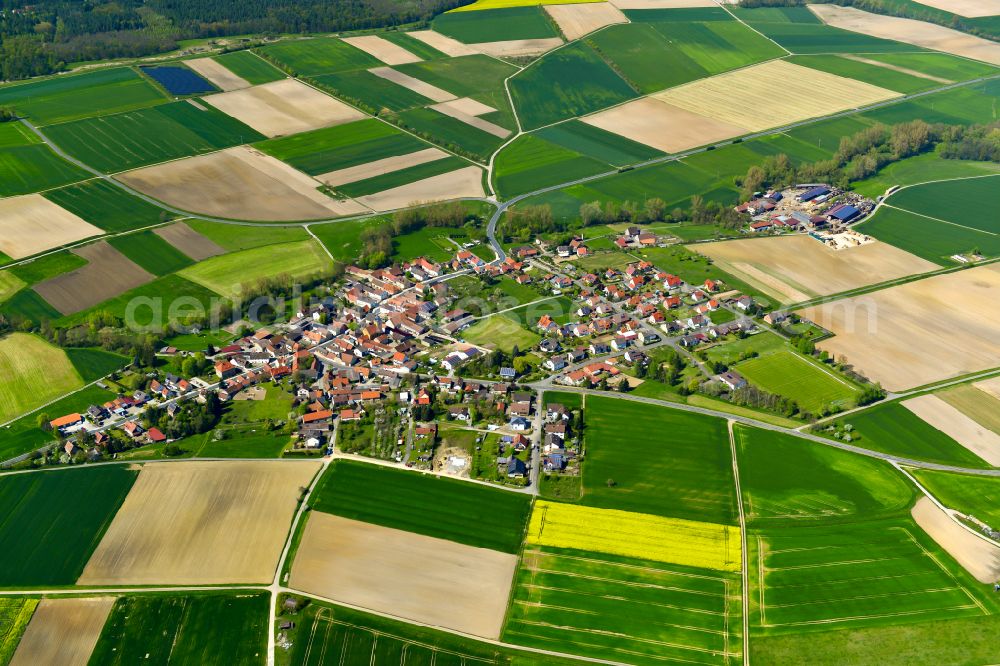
390 224 469 262
0 67 167 125
734 425 913 525
310 69 429 113
336 156 470 197
310 459 531 553
859 52 998 82
43 178 173 233
213 50 286 84
0 271 25 302
732 7 917 54
857 205 1000 264
734 349 861 415
788 55 940 94
65 347 129 381
380 31 447 60
0 144 89 197
259 38 381 76
0 598 36 664
309 216 388 264
89 593 268 665
461 313 541 352
494 134 609 197
8 250 87 286
0 332 85 423
107 230 196 275
396 106 506 161
257 118 430 175
44 101 264 172
911 469 1000 529
504 546 740 666
179 240 332 298
823 401 991 468
0 287 62 323
536 120 663 166
579 396 736 524
0 122 39 148
510 41 638 130
749 517 994 634
861 78 1000 127
590 20 784 94
887 175 1000 234
433 6 558 42
852 151 1000 199
183 221 309 252
57 274 220 329
0 465 137 585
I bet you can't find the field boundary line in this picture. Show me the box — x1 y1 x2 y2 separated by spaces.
893 525 986 614
762 604 981 628
716 0 791 57
882 203 999 236
727 421 749 665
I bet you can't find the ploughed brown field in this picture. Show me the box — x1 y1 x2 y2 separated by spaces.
10 597 114 666
33 241 155 315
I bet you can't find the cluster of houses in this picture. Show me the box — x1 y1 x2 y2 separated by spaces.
736 186 875 234
614 226 661 249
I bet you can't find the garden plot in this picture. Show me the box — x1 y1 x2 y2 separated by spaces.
78 460 320 585
356 165 485 211
10 597 113 666
694 235 938 304
0 194 102 260
903 395 1000 466
796 264 1000 391
809 4 1000 65
317 147 449 187
430 98 511 137
153 221 226 261
33 241 155 315
912 497 1000 583
289 512 516 639
369 66 456 102
202 78 366 137
407 30 478 56
654 60 900 133
544 2 628 40
117 146 368 221
583 97 747 153
183 57 251 90
528 500 741 571
342 35 422 64
471 37 563 57
910 0 1000 17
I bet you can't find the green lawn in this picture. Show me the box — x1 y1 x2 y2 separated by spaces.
0 333 85 423
910 469 1000 529
44 179 173 233
735 425 912 526
44 101 264 173
107 230 196 275
580 396 736 524
510 41 638 130
65 347 129 381
89 593 268 665
310 459 531 553
213 50 286 84
734 349 861 415
179 240 333 298
0 465 137 585
504 547 739 666
462 314 541 352
0 67 167 125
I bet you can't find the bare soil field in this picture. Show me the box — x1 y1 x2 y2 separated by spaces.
430 99 512 137
118 146 368 221
903 395 1000 466
203 79 366 137
973 376 1000 401
909 0 1000 17
842 54 952 84
78 460 321 585
583 97 746 153
407 31 478 56
318 147 449 187
471 38 563 57
544 3 628 41
809 4 1000 65
184 57 250 90
611 0 717 7
654 60 900 133
369 66 456 102
34 241 155 315
796 264 1000 391
694 235 938 304
912 497 1000 583
0 194 102 260
289 512 516 639
355 165 485 211
10 597 114 666
153 221 226 261
343 35 422 65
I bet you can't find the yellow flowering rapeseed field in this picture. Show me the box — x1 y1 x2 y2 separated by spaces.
526 500 741 572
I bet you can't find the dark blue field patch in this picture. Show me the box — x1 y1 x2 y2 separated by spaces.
141 65 217 95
